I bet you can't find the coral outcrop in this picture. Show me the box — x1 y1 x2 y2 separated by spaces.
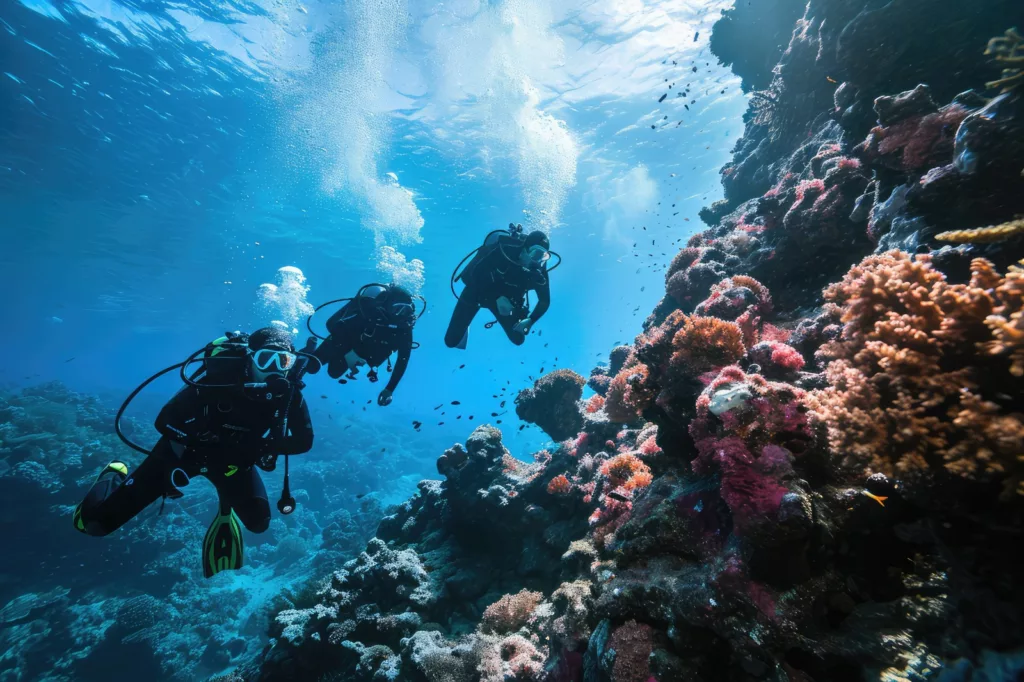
515 370 587 441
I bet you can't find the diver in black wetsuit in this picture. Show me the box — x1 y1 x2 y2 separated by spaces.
309 284 418 406
445 226 553 349
73 328 313 577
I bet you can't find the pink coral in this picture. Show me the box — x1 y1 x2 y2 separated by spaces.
690 367 814 531
808 252 1024 494
481 590 543 634
865 104 969 171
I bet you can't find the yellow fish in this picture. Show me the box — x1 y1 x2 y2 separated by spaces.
862 490 888 507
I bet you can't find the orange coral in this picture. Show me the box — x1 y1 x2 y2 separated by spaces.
604 363 655 423
670 315 746 374
547 474 572 495
808 252 1024 494
600 453 653 491
585 394 606 414
480 590 543 634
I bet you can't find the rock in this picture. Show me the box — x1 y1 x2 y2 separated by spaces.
873 84 938 126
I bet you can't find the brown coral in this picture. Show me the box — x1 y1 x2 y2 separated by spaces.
670 315 746 374
935 218 1024 244
604 363 655 423
480 590 544 634
808 252 1024 494
607 620 656 682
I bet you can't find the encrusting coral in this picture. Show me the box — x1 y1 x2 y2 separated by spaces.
808 251 1024 494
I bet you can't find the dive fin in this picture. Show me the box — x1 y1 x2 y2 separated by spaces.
74 461 129 534
202 500 244 578
456 329 468 350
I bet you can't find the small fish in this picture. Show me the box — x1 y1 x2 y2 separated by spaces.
356 492 367 499
607 490 633 503
64 357 75 363
451 400 461 405
438 421 444 426
862 490 888 507
459 364 466 369
320 395 327 399
658 94 667 103
826 76 837 84
434 404 443 410
519 425 526 431
693 31 699 41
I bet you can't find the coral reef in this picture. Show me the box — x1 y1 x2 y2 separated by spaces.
515 370 586 441
219 4 1024 682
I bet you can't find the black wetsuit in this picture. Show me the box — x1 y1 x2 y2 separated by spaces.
78 374 312 537
314 295 413 392
445 237 551 347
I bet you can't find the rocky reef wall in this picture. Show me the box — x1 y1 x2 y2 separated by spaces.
229 3 1024 681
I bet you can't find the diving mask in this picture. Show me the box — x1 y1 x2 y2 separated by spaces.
522 244 551 268
253 348 297 373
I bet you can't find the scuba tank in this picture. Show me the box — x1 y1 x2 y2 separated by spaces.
305 283 425 380
450 223 562 299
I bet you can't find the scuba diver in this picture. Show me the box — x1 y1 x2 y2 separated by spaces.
73 327 315 578
445 224 558 349
306 283 423 406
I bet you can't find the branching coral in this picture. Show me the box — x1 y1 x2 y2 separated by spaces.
986 27 1024 92
670 316 746 374
935 218 1024 243
480 590 543 634
808 252 1024 494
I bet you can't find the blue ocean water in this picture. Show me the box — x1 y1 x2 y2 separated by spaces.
0 0 746 678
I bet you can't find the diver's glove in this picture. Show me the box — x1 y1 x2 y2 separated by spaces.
512 319 533 336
